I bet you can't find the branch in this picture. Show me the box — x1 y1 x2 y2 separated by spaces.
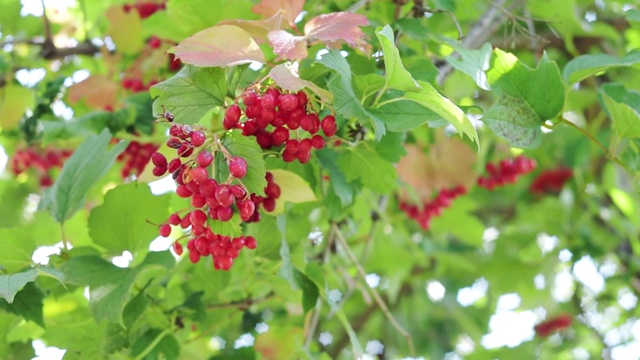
206 291 275 310
331 222 416 357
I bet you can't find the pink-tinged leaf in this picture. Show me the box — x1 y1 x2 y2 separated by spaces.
67 75 118 110
219 11 287 44
170 25 265 67
269 64 333 103
304 12 369 48
268 30 308 60
252 0 304 27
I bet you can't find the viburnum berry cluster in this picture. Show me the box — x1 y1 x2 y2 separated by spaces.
122 1 166 19
116 141 160 178
399 185 467 230
10 147 73 187
476 155 537 190
529 167 573 195
223 87 337 164
534 314 572 337
151 121 281 271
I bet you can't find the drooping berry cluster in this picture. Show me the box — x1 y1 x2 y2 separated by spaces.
534 314 572 337
151 122 281 270
399 185 467 230
117 141 159 178
10 147 73 187
223 87 337 164
529 167 573 195
122 1 166 19
476 156 537 190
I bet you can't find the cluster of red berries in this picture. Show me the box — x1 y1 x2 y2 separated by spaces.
529 168 573 195
476 156 537 190
121 77 159 93
151 121 281 270
122 1 166 19
117 141 159 178
399 185 467 230
10 147 73 187
223 87 337 164
534 314 572 337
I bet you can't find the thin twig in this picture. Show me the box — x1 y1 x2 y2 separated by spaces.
206 291 275 309
331 223 416 357
559 118 628 170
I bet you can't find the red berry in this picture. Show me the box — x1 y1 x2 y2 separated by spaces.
230 184 247 199
215 184 234 207
272 127 290 146
189 250 200 264
263 197 276 212
152 166 167 176
261 93 276 110
311 135 325 149
200 178 218 197
151 152 167 167
172 241 183 256
242 120 259 136
321 115 337 137
167 137 182 149
190 209 208 227
265 182 281 198
197 151 213 167
245 105 260 119
217 255 233 270
159 223 172 237
228 157 248 178
217 206 234 222
278 93 298 112
168 213 181 225
191 166 209 183
245 236 257 249
256 131 273 149
191 130 206 147
301 114 320 134
242 90 258 106
148 36 162 49
296 91 308 107
284 139 299 154
168 158 182 173
225 104 241 124
238 199 256 221
176 184 193 198
191 193 206 208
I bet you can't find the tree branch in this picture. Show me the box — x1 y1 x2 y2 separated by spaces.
206 291 275 310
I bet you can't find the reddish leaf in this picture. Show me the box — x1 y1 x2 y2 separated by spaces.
67 75 118 110
220 11 288 44
170 25 265 67
268 30 308 60
269 64 333 103
304 12 369 49
252 0 304 27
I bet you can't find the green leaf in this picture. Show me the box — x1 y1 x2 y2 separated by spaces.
404 81 479 145
374 132 407 162
316 148 355 206
430 197 484 247
268 169 317 215
370 97 444 132
106 5 143 55
443 40 493 90
62 252 174 325
293 269 319 314
0 282 44 327
123 290 150 330
40 129 129 223
209 212 243 237
482 93 543 149
0 269 38 303
599 83 640 139
0 85 33 130
337 144 397 193
88 182 170 255
150 65 227 125
375 25 422 92
487 50 564 121
131 329 179 360
563 50 640 84
277 216 294 283
221 130 267 196
318 50 386 140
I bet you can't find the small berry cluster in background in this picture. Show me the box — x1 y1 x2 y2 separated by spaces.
152 118 282 270
122 1 166 19
477 155 537 190
10 147 73 187
530 167 573 195
399 185 467 230
223 86 337 164
117 141 159 178
534 314 572 337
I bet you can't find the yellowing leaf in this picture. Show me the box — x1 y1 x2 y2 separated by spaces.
106 6 143 55
252 0 304 27
269 64 333 103
0 85 32 130
268 169 317 215
67 75 118 110
170 25 265 67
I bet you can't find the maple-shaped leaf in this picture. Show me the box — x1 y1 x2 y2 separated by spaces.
269 12 369 61
269 64 333 103
220 11 287 44
252 0 304 27
170 25 265 67
304 12 369 49
67 75 118 110
268 30 308 60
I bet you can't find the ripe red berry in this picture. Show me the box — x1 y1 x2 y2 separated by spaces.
172 241 183 256
216 206 234 222
225 104 241 124
284 139 299 154
228 157 248 178
230 184 246 199
321 115 337 137
301 114 320 134
242 90 258 106
237 199 256 221
242 120 259 136
190 209 208 227
245 236 257 249
200 178 218 196
197 151 213 167
191 166 209 183
168 158 182 173
311 135 325 149
152 166 167 176
168 213 181 225
189 250 200 264
263 197 276 212
265 182 281 198
256 131 273 149
176 184 193 198
296 91 308 107
191 130 206 147
272 127 290 146
151 152 167 167
191 193 206 208
159 223 172 237
148 36 162 49
278 93 298 112
215 184 234 207
167 137 182 149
